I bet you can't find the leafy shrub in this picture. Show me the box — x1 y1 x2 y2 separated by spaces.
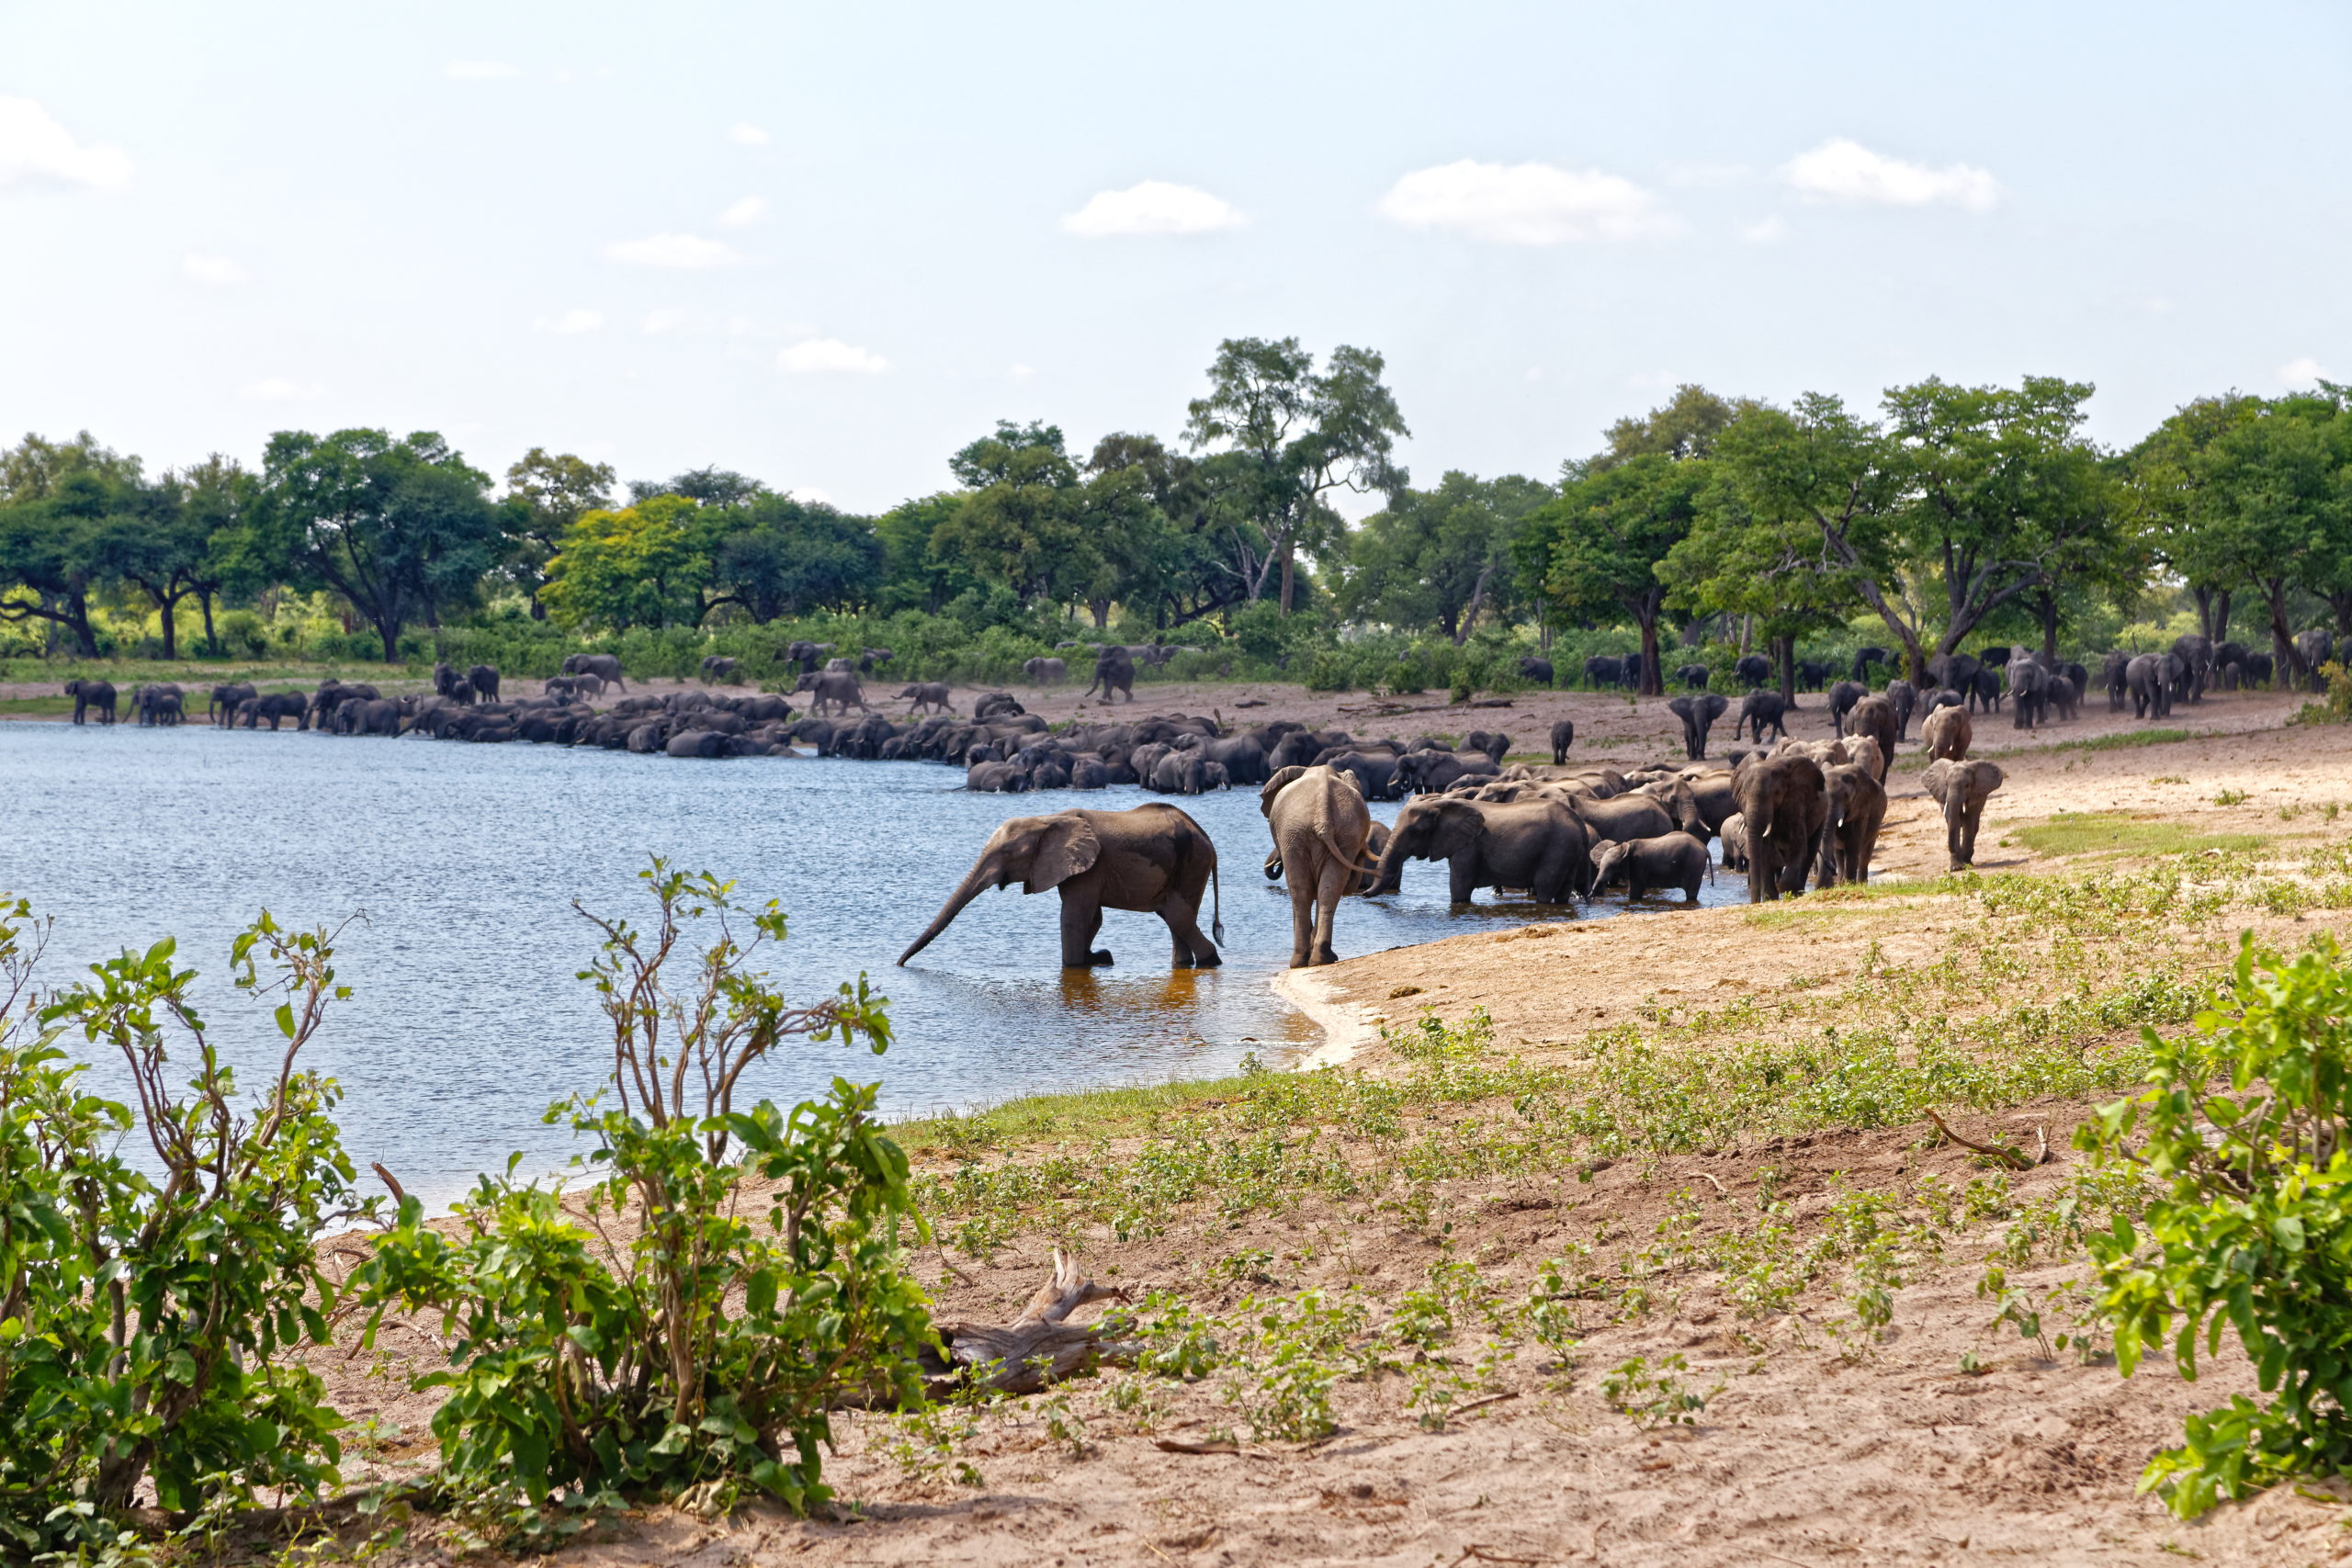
0 901 370 1557
353 862 929 1529
1600 1352 1707 1429
2081 933 2352 1517
2290 660 2352 727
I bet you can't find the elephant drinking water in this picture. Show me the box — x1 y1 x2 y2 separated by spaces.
899 804 1223 970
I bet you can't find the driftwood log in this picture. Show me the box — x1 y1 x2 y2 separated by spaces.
930 1250 1136 1394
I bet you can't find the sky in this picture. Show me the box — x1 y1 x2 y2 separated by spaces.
1 1 2346 516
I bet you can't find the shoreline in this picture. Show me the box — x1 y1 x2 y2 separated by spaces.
1270 965 1381 1068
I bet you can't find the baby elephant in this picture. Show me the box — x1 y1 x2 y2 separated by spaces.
1922 759 2005 870
1590 831 1713 904
1921 704 1971 761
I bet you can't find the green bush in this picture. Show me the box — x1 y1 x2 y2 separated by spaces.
353 863 932 1529
2082 933 2352 1516
0 901 369 1557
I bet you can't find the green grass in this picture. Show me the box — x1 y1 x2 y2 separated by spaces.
2011 811 2268 859
0 696 74 717
893 1075 1251 1155
2046 728 2194 753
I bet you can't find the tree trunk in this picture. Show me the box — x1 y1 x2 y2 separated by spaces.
1775 636 1795 705
1278 545 1295 614
2193 585 2217 642
158 595 176 660
2036 590 2059 662
378 616 401 663
1089 599 1110 629
198 591 217 654
1739 614 1753 657
929 1251 1136 1395
1636 615 1662 696
2264 576 2307 687
2215 590 2232 642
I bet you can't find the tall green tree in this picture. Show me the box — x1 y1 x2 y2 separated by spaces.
503 449 617 619
874 492 978 615
2196 389 2352 682
1184 338 1408 612
1342 470 1552 642
258 429 501 660
1526 455 1705 694
926 422 1094 608
540 494 709 631
0 432 142 655
704 494 884 622
87 474 210 659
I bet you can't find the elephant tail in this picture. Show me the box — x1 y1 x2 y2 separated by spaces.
1211 859 1225 947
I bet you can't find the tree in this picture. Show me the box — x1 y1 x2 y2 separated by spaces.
1184 338 1408 612
0 432 142 655
2195 390 2352 683
1340 471 1552 642
874 493 979 615
926 422 1095 608
1527 455 1705 694
540 495 709 631
1658 457 1856 702
704 494 884 622
503 449 616 619
258 429 501 660
1593 383 1752 468
629 466 764 508
87 474 209 659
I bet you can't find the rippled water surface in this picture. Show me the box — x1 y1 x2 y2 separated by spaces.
0 724 1745 1204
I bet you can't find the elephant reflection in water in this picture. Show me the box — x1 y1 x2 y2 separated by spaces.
1055 967 1204 1016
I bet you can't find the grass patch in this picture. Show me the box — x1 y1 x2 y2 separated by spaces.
0 696 74 716
894 1075 1248 1156
2011 812 2267 859
1983 728 2197 759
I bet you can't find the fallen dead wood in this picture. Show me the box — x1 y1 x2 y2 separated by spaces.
1155 1438 1240 1455
1924 1109 2042 1170
931 1248 1136 1394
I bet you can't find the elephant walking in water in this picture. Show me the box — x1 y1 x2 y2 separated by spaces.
899 804 1223 970
1261 764 1378 968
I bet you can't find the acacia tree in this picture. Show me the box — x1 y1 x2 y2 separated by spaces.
1337 471 1551 644
259 429 500 660
1659 463 1855 702
0 433 141 655
1184 337 1408 613
2196 390 2352 684
88 476 209 659
1525 456 1702 693
2126 395 2263 643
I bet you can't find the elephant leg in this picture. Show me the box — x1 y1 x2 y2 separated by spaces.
1060 895 1112 966
1288 875 1317 968
1160 893 1217 968
1449 858 1477 905
1311 861 1349 966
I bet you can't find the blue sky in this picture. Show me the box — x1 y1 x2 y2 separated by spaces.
2 1 2345 513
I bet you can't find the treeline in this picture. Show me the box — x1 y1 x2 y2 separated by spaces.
5 340 2349 692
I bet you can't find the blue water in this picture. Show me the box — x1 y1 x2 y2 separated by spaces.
0 723 1744 1206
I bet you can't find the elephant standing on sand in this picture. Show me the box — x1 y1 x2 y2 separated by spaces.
562 652 627 691
1082 646 1135 703
1667 694 1728 761
899 805 1223 970
1023 657 1067 684
1922 759 2005 871
1261 764 1377 967
1921 705 1971 761
64 679 117 724
1815 763 1886 886
1550 718 1575 765
1372 795 1591 906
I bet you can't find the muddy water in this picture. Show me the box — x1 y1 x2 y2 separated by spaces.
0 724 1745 1205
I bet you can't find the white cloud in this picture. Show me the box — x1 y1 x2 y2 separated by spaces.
728 122 771 146
1782 138 1999 210
1740 216 1788 244
1059 180 1245 238
2279 356 2326 388
717 196 767 228
537 309 603 335
604 232 741 269
1374 160 1672 244
795 485 835 505
0 97 132 191
640 308 688 334
1009 362 1035 382
444 60 522 81
778 337 888 375
182 253 248 286
240 378 320 400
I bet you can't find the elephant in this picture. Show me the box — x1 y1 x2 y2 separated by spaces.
1795 660 1831 692
467 663 500 701
859 647 895 673
897 682 955 716
1718 813 1749 873
1397 750 1499 794
1464 730 1511 764
1667 693 1729 761
1023 656 1068 684
1582 655 1623 689
899 805 1222 970
782 641 834 674
1977 645 2012 669
666 728 733 759
2214 641 2250 688
1590 832 1712 904
700 655 741 684
2048 674 2080 722
1622 653 1646 690
1843 694 1897 781
1815 763 1886 886
1732 751 1827 902
1550 718 1576 765
1852 647 1891 682
1566 791 1677 844
562 652 628 690
1082 646 1136 703
1921 704 1971 761
1182 732 1274 784
1734 653 1772 687
209 682 256 724
1373 795 1591 906
63 679 117 725
2170 635 2213 704
239 692 309 729
543 676 585 701
2295 628 2335 691
793 670 868 715
1826 680 1866 733
1149 753 1229 795
2100 651 2132 711
1926 653 1982 702
1884 679 1917 739
432 661 468 701
333 698 404 737
1323 750 1404 801
2004 652 2049 729
1736 690 1789 743
134 684 186 726
1924 686 1966 716
1922 759 2005 871
1675 662 1712 691
1261 764 1378 966
1517 656 1555 686
1970 668 2003 715
966 759 1029 792
2125 653 2178 719
2242 652 2275 687
973 692 1024 720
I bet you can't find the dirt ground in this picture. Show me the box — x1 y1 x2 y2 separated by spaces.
274 688 2352 1568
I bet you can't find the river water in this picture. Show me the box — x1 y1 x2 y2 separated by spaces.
0 724 1744 1206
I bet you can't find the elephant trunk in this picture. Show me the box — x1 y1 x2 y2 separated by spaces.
898 859 999 964
1368 824 1411 895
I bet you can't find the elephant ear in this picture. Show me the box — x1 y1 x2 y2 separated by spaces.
1703 693 1729 719
1025 816 1102 894
1668 696 1693 719
1260 764 1311 818
1975 762 2006 796
1921 759 1955 800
